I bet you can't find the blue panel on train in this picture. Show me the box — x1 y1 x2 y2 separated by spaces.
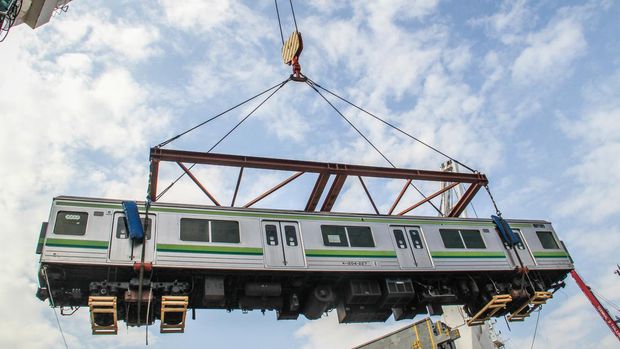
491 215 521 246
122 201 144 241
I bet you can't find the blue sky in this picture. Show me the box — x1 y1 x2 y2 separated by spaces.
1 0 619 348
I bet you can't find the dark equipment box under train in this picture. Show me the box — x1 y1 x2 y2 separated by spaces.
35 196 573 333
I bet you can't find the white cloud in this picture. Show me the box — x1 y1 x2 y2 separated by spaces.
511 17 586 85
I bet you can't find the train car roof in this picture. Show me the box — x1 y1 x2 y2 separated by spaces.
52 195 551 225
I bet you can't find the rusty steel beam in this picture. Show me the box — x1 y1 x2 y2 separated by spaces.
397 182 459 216
148 159 160 201
243 172 305 208
358 176 379 215
177 162 221 206
150 148 488 184
320 174 347 212
448 183 483 217
230 167 244 207
387 179 412 215
305 173 330 211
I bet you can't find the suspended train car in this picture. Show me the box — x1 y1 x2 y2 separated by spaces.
36 196 572 333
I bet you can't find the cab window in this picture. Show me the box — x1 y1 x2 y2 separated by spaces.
53 211 88 236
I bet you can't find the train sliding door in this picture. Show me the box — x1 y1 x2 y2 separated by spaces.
506 229 536 267
109 212 156 263
390 226 433 269
261 221 306 268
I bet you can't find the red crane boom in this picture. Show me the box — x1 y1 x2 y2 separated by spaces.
570 270 620 341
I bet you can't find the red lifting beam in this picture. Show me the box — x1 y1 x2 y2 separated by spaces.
149 147 488 216
570 270 620 341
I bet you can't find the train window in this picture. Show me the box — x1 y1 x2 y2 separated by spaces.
439 229 464 248
321 225 348 247
409 229 423 249
461 230 485 249
265 224 278 246
180 218 209 242
284 225 298 246
393 229 407 249
117 217 152 240
53 211 88 236
211 220 240 243
536 231 559 249
347 226 375 248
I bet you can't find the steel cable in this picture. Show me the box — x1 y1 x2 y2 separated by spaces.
306 80 443 216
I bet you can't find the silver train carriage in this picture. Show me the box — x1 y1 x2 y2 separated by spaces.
36 196 573 327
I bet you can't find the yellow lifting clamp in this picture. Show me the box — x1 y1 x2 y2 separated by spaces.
160 295 189 334
508 291 553 322
467 294 513 326
88 296 118 335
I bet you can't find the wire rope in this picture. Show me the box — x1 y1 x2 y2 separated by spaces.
530 308 542 349
306 78 477 173
306 80 443 215
155 78 291 201
289 0 299 33
274 0 285 45
43 267 69 349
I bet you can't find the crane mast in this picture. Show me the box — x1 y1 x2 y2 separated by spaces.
570 270 620 341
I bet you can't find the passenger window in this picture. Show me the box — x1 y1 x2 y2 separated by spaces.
53 211 88 236
347 226 375 248
461 230 485 249
180 218 209 242
536 231 559 249
321 225 348 247
439 229 464 248
265 224 279 246
211 220 240 243
117 217 153 240
284 225 298 246
409 229 423 249
393 229 407 249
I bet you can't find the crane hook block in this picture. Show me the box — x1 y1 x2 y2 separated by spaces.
491 215 521 247
122 201 145 242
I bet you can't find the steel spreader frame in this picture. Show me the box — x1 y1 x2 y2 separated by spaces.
149 147 488 217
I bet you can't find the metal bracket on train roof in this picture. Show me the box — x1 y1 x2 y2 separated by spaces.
466 294 513 326
160 296 189 334
508 291 553 322
88 296 118 335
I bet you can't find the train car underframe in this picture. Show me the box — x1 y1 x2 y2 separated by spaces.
37 263 569 330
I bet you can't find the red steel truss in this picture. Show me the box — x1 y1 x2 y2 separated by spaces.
149 147 488 217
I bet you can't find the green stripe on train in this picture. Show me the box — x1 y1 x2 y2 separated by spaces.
55 200 497 227
45 238 109 249
533 251 568 258
431 251 506 259
305 249 397 258
157 243 263 256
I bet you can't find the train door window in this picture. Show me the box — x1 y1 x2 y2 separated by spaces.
117 217 152 239
536 231 559 249
284 225 298 246
439 229 464 248
180 218 209 242
265 224 279 246
393 229 407 249
513 230 525 250
461 230 485 249
211 220 240 243
53 211 88 236
408 228 423 249
347 226 375 247
321 225 348 247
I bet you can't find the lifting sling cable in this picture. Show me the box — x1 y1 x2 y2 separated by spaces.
305 79 444 216
156 78 291 148
306 78 477 173
154 78 291 201
274 0 285 45
43 267 69 349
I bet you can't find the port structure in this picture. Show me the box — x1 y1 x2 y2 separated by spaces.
148 147 489 217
